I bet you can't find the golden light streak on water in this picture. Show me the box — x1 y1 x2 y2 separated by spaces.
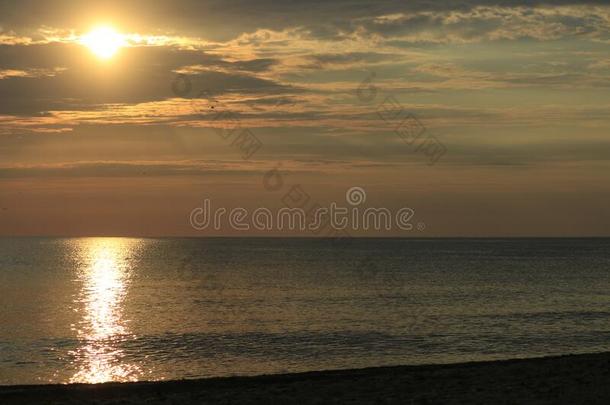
69 238 142 383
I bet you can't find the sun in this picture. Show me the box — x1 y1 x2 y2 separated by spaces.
81 26 126 60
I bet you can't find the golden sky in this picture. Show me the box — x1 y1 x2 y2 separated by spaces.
0 0 609 236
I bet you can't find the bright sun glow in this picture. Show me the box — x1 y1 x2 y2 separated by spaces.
81 26 126 60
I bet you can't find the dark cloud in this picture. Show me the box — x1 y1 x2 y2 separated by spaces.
0 159 328 178
0 43 291 114
0 160 255 178
307 52 399 67
2 0 609 40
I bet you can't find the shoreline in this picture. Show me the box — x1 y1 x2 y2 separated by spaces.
2 352 610 404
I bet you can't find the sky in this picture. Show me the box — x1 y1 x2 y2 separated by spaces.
0 0 609 236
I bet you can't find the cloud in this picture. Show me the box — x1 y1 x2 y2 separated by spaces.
0 42 300 116
0 158 386 178
588 58 610 69
1 1 609 161
0 67 66 79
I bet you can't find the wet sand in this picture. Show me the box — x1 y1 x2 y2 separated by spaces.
2 352 610 404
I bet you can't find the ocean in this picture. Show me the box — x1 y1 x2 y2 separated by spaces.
1 237 609 385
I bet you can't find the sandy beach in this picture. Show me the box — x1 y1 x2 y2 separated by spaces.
2 352 610 404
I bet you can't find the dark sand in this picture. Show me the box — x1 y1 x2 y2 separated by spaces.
2 352 610 404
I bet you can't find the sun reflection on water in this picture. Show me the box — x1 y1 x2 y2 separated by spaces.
70 238 142 383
